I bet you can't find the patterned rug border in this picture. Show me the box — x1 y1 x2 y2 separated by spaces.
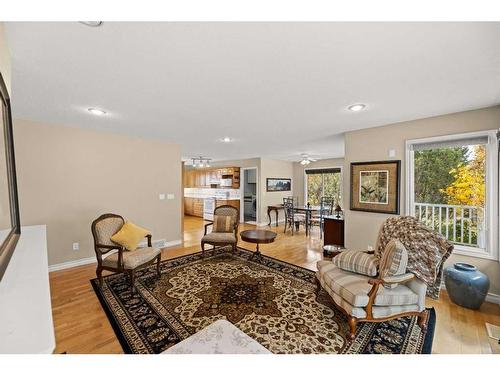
90 247 436 354
421 307 436 354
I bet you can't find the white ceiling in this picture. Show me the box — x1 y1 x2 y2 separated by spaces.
5 22 500 162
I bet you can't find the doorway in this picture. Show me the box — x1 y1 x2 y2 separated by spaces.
241 167 259 224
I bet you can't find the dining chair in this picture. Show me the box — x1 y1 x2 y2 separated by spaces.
283 199 306 235
309 196 335 238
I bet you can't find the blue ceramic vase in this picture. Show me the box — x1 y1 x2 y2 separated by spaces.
444 263 489 310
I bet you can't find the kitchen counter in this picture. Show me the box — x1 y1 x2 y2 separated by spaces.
184 187 241 200
184 188 241 218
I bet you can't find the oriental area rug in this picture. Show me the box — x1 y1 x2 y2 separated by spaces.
91 248 435 354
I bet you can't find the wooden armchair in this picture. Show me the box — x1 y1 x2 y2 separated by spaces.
316 259 428 340
201 205 239 255
91 213 161 291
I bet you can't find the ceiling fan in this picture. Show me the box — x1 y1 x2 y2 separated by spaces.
300 154 317 165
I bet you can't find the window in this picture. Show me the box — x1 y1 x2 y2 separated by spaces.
305 168 342 206
406 130 498 260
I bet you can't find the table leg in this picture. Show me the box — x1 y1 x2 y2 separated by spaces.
250 243 262 262
275 210 279 227
306 211 310 236
267 208 272 226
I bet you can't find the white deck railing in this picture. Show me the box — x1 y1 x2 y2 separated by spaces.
414 203 483 247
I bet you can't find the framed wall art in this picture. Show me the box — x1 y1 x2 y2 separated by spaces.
266 178 291 192
350 160 400 214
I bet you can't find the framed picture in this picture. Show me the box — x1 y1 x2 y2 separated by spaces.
266 178 291 192
350 160 400 214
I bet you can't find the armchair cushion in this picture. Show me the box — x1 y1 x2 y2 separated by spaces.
317 269 421 319
213 215 235 233
111 221 151 251
379 239 408 288
319 263 419 307
332 250 378 277
102 247 160 269
202 232 237 244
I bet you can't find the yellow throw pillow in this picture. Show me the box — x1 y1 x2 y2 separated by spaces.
111 221 151 251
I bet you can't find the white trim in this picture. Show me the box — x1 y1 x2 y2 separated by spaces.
162 239 183 248
48 238 183 272
48 256 96 272
257 219 285 227
303 165 343 206
486 292 500 305
405 129 499 261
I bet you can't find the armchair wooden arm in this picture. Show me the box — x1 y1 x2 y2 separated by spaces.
95 243 125 269
365 274 415 318
204 222 213 235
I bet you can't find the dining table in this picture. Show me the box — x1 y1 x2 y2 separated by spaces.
293 205 322 236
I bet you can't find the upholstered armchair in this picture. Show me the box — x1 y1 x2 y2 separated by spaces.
316 256 428 340
201 205 239 255
316 216 453 340
91 213 161 291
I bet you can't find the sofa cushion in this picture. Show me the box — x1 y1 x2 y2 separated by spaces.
318 263 419 307
332 250 378 276
380 239 408 289
102 247 160 269
202 232 237 243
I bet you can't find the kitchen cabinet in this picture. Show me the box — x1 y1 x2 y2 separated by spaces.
184 197 204 217
215 199 240 211
183 167 241 188
193 198 204 217
184 197 194 216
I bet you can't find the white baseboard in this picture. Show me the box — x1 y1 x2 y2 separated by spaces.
486 292 500 305
48 238 183 272
257 219 285 227
48 256 96 272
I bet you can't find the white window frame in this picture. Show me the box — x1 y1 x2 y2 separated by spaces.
405 130 499 260
304 166 343 205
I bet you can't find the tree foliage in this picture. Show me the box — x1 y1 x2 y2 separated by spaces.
414 148 467 204
441 145 486 207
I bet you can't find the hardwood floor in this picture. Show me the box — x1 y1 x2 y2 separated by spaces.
49 215 500 354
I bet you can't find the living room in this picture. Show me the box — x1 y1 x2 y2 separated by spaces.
1 1 500 373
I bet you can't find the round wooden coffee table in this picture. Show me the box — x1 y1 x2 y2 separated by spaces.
240 229 277 261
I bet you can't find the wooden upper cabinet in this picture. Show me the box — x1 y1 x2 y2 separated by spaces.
183 167 241 188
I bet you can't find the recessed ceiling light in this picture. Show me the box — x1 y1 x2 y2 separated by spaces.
222 137 232 143
347 104 366 112
88 108 107 116
79 21 103 27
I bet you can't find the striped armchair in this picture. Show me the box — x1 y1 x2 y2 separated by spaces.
316 219 432 340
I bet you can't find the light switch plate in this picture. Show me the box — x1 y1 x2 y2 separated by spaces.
167 194 175 200
159 193 166 200
388 149 396 158
73 242 79 251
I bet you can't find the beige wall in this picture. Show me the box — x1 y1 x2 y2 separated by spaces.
293 158 344 206
342 105 500 295
260 159 294 224
14 119 182 266
0 23 11 95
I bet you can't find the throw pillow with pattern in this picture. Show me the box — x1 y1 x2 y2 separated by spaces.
379 239 408 288
332 250 378 277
